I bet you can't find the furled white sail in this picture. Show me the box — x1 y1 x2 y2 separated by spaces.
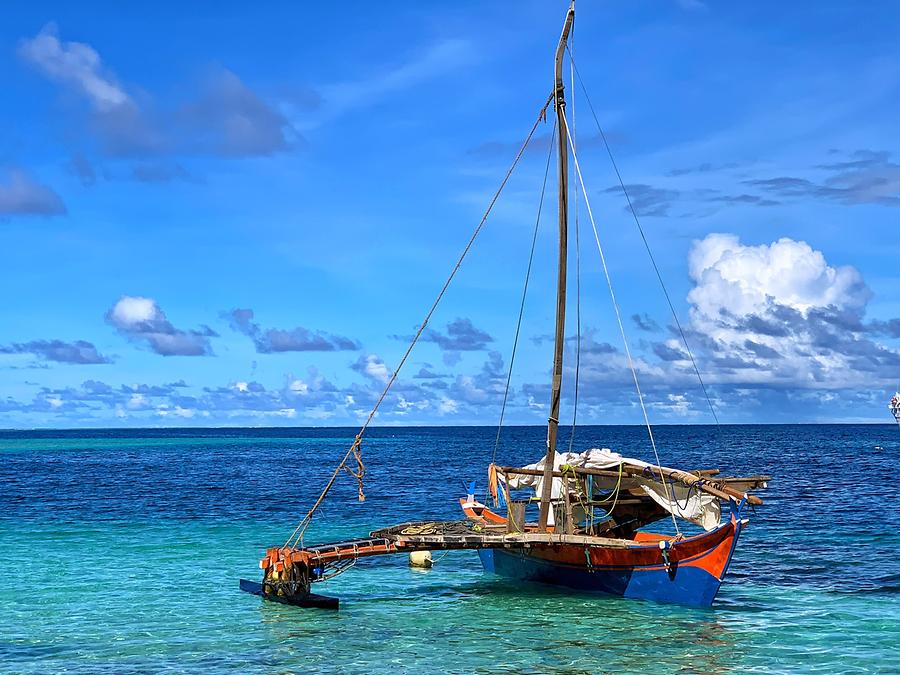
505 448 721 531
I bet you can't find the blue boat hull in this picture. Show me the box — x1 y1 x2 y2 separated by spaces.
478 518 744 607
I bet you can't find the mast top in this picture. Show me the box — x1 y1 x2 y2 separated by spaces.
555 2 576 96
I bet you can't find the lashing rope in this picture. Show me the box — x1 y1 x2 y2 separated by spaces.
567 16 582 455
559 111 681 537
566 49 721 430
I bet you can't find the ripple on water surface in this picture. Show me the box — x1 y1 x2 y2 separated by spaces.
1 425 898 673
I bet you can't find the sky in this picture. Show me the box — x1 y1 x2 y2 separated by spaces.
2 0 899 428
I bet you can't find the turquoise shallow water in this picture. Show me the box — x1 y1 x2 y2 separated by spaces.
1 425 898 673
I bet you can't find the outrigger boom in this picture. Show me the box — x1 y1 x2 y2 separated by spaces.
242 460 769 608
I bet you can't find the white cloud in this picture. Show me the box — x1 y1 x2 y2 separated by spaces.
106 295 215 357
438 396 458 415
354 354 392 384
127 393 148 409
18 24 130 112
157 405 196 418
688 233 868 325
289 379 309 395
19 26 292 159
109 296 160 326
681 233 897 388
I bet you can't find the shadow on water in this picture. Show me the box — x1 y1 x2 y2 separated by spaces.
250 567 745 673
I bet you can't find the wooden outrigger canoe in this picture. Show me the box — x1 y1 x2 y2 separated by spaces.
242 0 772 611
242 462 768 609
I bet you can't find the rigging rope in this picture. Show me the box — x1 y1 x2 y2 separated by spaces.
567 23 582 455
284 92 556 549
565 50 721 430
492 121 557 467
559 111 681 536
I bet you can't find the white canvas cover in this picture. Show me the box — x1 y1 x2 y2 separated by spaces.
503 448 721 531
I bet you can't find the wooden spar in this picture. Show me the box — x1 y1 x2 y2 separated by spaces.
539 0 576 532
501 464 765 506
644 464 764 506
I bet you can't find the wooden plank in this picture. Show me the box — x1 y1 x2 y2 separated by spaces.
393 531 637 550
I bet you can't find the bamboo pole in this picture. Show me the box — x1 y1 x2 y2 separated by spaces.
539 0 576 532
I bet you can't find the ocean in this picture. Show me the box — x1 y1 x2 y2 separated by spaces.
1 424 898 673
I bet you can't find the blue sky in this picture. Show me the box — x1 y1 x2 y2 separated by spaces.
2 0 899 428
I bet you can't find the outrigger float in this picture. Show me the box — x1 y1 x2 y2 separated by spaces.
241 1 770 610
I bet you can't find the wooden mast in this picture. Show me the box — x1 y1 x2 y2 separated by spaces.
538 1 576 531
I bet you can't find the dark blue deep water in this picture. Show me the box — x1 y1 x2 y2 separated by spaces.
1 425 898 673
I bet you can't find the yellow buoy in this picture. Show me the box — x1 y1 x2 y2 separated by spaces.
408 550 434 569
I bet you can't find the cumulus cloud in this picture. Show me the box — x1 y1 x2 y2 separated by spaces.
0 339 109 364
352 354 392 384
521 233 900 423
688 234 869 328
225 308 360 353
684 233 898 386
653 340 689 362
19 24 296 160
107 295 216 356
0 169 66 216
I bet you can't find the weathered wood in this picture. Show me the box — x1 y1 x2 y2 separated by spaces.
718 475 770 491
394 531 637 550
540 0 576 532
499 464 765 506
507 502 526 533
638 464 764 506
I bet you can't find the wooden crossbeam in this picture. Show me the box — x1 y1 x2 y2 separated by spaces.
498 464 766 506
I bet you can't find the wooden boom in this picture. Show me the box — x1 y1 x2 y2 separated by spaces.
498 464 766 506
